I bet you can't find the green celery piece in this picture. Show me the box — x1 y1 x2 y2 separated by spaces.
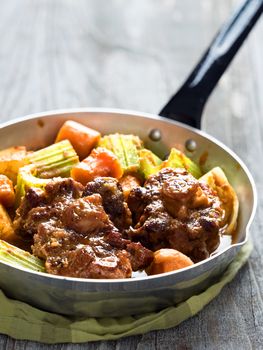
139 148 162 179
120 135 142 173
99 134 125 168
15 140 79 205
99 134 142 173
27 140 79 178
109 134 126 169
15 164 50 205
0 239 45 272
162 148 202 178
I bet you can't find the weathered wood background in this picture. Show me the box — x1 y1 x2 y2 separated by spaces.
0 0 262 349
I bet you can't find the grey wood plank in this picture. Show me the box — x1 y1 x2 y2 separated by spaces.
0 0 262 349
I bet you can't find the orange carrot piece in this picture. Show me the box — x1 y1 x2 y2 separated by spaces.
55 120 101 160
119 175 141 199
146 249 194 275
0 174 15 207
71 147 123 185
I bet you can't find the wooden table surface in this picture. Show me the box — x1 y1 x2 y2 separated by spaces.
0 0 262 349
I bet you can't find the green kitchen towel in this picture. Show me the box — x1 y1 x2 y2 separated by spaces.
0 240 252 344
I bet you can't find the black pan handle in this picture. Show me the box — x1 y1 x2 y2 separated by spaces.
159 0 263 129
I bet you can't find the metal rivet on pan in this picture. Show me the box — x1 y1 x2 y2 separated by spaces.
148 129 162 141
185 139 197 152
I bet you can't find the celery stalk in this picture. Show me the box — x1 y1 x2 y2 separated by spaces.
98 134 143 173
102 134 126 169
15 140 79 204
121 135 142 173
15 164 50 203
162 148 202 178
139 149 162 179
27 140 79 178
0 239 45 272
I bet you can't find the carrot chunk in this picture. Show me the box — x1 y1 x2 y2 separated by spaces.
71 147 123 185
0 174 15 207
55 120 101 160
146 249 194 275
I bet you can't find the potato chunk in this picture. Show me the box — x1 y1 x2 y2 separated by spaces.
0 174 15 207
0 203 15 241
146 248 194 275
0 203 24 246
200 167 239 235
0 146 28 184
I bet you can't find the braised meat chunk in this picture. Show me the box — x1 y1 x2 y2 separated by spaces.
63 194 110 234
127 168 223 262
83 177 132 230
33 221 134 279
14 178 84 237
14 177 153 279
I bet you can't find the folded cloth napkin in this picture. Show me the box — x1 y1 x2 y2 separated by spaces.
0 240 252 344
